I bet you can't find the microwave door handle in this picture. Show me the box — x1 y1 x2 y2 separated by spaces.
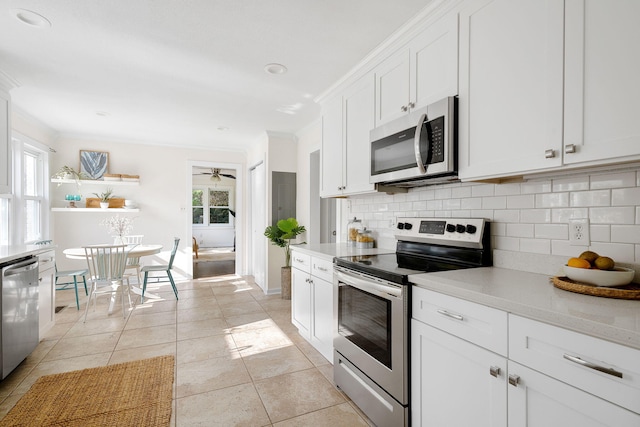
414 113 428 174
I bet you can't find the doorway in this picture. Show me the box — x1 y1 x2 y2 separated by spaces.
189 162 242 279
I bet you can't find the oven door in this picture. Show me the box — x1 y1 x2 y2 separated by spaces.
333 267 408 404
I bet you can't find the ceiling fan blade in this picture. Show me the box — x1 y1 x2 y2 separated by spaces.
220 174 236 179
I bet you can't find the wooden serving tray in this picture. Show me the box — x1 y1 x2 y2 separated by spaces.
551 276 640 300
85 197 125 208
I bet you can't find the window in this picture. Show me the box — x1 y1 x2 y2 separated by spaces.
192 186 233 226
23 149 44 242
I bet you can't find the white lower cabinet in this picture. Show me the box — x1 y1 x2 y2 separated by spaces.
291 250 334 363
37 250 56 338
411 320 507 427
411 287 640 426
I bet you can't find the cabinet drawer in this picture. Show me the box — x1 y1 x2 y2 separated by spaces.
291 252 311 274
37 251 55 273
509 314 640 414
311 257 333 283
412 287 507 356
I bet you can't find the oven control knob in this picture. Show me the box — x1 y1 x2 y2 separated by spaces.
456 224 466 233
446 223 456 233
397 223 405 230
466 224 477 234
404 222 413 230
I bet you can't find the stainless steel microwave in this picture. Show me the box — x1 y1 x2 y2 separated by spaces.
369 96 457 187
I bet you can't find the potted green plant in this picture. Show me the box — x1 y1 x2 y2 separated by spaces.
51 166 89 185
264 217 306 299
93 188 114 209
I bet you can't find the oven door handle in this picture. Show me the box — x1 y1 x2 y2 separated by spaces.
414 112 428 174
335 270 402 299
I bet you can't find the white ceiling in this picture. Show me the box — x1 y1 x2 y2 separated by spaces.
0 1 431 151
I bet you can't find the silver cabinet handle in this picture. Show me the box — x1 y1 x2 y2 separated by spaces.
563 354 623 379
316 266 328 272
436 309 463 321
508 374 520 387
544 149 555 158
401 105 408 112
408 102 415 109
565 144 577 154
489 366 501 378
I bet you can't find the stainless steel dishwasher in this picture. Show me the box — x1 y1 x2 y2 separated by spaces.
1 256 39 379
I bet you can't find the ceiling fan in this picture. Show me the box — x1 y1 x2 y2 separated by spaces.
194 168 236 181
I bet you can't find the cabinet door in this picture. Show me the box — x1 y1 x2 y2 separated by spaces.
320 94 344 197
411 319 507 427
38 253 56 338
458 0 564 180
410 11 459 111
310 276 334 363
343 75 376 195
0 91 10 194
508 361 640 427
563 0 640 165
375 48 411 126
291 267 311 338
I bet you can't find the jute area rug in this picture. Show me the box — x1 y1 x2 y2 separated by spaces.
0 355 174 427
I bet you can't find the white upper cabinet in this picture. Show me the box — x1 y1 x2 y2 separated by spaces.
0 90 10 194
563 0 640 166
375 12 459 126
458 0 565 180
320 75 376 197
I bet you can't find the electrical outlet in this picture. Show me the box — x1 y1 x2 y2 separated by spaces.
569 218 590 246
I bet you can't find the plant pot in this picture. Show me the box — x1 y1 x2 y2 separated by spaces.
281 266 291 300
100 202 109 209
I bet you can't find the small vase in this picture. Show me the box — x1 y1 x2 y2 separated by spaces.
100 202 109 209
281 266 291 300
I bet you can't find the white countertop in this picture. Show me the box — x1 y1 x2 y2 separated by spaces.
409 267 640 350
0 244 56 264
290 243 394 261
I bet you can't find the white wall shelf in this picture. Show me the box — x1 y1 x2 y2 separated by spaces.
51 208 139 212
51 178 139 186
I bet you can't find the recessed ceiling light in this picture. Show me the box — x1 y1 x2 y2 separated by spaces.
264 63 288 75
12 9 51 28
95 111 110 117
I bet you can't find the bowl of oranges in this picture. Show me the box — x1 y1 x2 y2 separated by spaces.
564 251 634 287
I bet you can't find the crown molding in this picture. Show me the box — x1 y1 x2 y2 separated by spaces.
0 68 20 93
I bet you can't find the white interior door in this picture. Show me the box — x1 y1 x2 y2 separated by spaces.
250 162 266 290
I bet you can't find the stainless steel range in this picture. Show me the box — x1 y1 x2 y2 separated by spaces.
333 217 492 426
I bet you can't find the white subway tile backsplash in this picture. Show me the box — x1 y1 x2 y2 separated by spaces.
494 182 521 196
610 225 640 244
535 224 568 239
506 223 534 238
521 180 552 194
471 184 494 197
590 225 610 242
589 207 635 224
494 236 519 251
570 190 610 207
482 196 507 209
519 238 550 254
536 192 569 208
551 208 589 223
590 171 636 189
611 187 640 206
345 167 640 270
553 176 589 192
520 209 551 223
507 195 535 209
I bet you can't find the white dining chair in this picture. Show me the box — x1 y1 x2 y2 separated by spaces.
83 244 131 321
123 234 144 286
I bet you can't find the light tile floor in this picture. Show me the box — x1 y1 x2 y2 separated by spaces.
0 274 374 426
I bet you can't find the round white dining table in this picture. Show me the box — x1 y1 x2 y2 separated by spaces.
63 244 164 310
63 244 163 260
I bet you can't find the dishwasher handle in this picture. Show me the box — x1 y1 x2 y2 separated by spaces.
2 258 39 278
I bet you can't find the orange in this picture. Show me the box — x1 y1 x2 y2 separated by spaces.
567 257 591 269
